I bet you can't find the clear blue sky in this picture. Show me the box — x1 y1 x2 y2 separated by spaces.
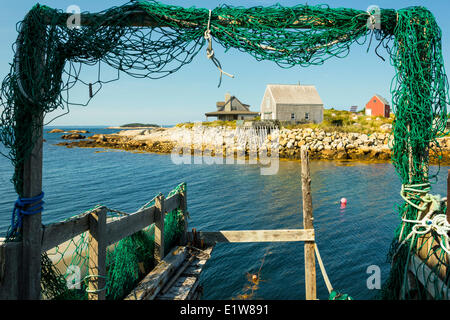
0 1 449 126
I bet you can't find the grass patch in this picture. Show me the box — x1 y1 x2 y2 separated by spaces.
175 109 394 134
283 109 394 134
176 120 237 129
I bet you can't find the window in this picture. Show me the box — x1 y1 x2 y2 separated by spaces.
291 113 295 120
305 112 310 120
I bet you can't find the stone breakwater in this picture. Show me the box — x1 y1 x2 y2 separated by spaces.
277 128 392 161
55 126 450 163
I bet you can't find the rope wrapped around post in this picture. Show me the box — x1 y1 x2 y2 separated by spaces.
7 191 44 239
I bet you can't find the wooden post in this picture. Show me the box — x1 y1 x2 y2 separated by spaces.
88 207 107 300
447 170 450 224
180 187 188 245
20 121 43 300
301 147 316 300
0 241 22 299
15 14 47 299
155 195 165 263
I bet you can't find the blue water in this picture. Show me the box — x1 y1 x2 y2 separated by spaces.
1 126 449 300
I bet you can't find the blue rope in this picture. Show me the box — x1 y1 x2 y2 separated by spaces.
7 192 44 238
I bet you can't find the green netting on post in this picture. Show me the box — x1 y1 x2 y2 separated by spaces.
40 183 187 300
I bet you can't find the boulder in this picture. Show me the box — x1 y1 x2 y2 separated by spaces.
117 129 146 136
61 133 86 140
67 130 90 134
48 129 64 133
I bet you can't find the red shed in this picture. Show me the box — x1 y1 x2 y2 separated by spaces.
365 94 390 117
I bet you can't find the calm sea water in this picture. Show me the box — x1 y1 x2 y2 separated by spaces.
0 126 449 300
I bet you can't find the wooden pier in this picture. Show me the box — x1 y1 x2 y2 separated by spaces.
0 147 324 300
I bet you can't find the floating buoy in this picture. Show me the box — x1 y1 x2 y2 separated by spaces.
340 197 347 208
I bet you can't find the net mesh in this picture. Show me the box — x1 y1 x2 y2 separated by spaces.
40 183 186 300
0 1 449 299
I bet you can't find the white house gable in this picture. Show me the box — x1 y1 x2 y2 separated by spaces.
260 84 324 123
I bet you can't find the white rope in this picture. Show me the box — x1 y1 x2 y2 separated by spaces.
314 243 333 294
203 9 234 87
394 184 450 257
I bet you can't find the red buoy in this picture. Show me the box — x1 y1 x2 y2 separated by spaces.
340 197 347 208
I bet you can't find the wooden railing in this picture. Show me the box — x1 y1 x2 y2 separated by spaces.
0 187 187 300
1 148 320 300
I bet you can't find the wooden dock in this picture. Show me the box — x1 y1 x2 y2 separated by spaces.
125 245 213 300
0 147 323 300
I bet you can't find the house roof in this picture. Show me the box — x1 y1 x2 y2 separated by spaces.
374 94 390 106
216 96 250 108
266 84 323 105
205 110 259 116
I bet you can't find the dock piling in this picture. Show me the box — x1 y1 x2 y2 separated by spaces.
301 147 317 300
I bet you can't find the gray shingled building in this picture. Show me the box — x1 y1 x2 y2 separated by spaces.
205 93 259 121
260 84 324 123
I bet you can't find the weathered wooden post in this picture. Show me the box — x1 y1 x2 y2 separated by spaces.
0 241 22 299
18 13 47 299
179 186 188 245
447 170 450 224
301 147 316 300
20 124 44 300
88 207 107 300
155 195 165 262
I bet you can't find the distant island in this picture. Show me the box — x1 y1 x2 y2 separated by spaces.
121 123 160 128
107 123 161 129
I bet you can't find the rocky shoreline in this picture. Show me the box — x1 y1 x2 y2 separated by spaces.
53 126 450 164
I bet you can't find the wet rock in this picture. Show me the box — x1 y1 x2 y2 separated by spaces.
61 133 86 140
48 129 64 133
67 130 90 134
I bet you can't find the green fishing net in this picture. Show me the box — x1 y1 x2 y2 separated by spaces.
0 1 448 299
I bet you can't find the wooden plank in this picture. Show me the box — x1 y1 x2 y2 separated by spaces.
188 229 314 245
157 276 198 300
106 206 155 246
0 241 22 299
301 147 316 300
183 259 207 276
88 207 107 300
409 254 450 299
41 212 90 252
125 246 187 300
154 195 165 263
160 256 195 295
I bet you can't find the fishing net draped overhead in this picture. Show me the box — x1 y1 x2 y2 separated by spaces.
0 1 449 299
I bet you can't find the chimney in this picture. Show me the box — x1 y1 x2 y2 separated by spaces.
224 92 232 111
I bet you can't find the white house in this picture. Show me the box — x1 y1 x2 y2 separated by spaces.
260 84 324 123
